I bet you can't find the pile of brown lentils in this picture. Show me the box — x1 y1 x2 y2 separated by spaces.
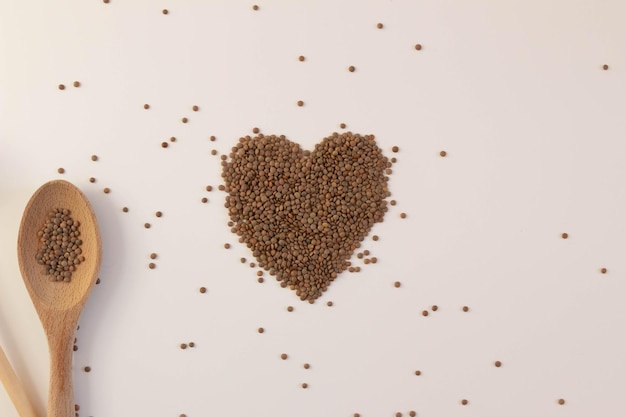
36 208 84 282
222 132 390 302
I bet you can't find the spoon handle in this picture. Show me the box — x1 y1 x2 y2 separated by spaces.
0 345 39 417
46 326 75 417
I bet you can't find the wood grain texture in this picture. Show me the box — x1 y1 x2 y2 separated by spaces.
17 180 101 417
0 345 39 417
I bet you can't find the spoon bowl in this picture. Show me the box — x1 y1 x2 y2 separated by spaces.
17 180 101 417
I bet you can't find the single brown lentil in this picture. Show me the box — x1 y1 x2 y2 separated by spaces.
298 55 305 62
84 367 91 372
297 100 304 107
340 123 346 128
558 399 565 405
155 211 162 218
58 84 65 90
148 263 156 269
409 412 416 417
395 413 402 417
440 150 447 157
73 81 80 88
199 287 207 293
57 168 65 174
461 399 468 405
431 305 438 311
181 117 188 123
392 146 399 152
327 301 333 307
303 363 310 369
96 278 101 284
192 105 199 111
210 135 216 141
201 197 208 203
144 223 151 229
150 253 157 259
348 66 355 72
161 142 168 148
462 306 469 312
206 185 213 191
143 104 149 109
122 207 128 213
170 136 176 142
363 250 370 256
601 267 607 274
287 306 294 312
218 184 225 191
280 353 288 360
249 262 255 267
371 257 377 263
252 4 259 10
258 327 264 333
258 277 264 283
89 177 95 183
180 343 187 349
391 157 397 163
562 233 569 239
103 188 110 194
188 342 195 348
422 310 429 316
240 257 246 263
224 243 231 249
162 9 168 14
394 281 401 288
372 235 379 241
415 43 422 50
603 64 609 70
400 212 407 219
211 149 217 155
377 22 383 29
252 127 260 134
495 360 502 367
390 200 396 206
301 383 308 389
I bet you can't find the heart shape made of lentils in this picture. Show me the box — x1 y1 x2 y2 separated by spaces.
222 132 390 302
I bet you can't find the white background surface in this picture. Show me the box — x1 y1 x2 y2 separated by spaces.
2 1 626 416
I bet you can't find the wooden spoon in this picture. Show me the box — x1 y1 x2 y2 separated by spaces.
17 180 101 417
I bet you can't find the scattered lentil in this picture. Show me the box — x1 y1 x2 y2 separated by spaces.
103 188 110 194
415 44 422 50
340 123 346 128
252 4 259 10
206 185 213 191
84 366 91 372
161 142 168 148
394 281 401 288
148 263 156 269
211 150 218 155
210 136 216 141
327 301 333 307
377 22 383 29
201 197 208 203
601 267 607 274
297 100 304 106
122 207 128 213
57 168 65 174
392 146 399 152
181 117 188 123
440 150 447 157
558 399 565 405
400 212 407 219
252 127 260 134
462 306 469 312
144 223 151 229
603 64 609 70
180 343 187 349
240 257 246 263
298 55 305 62
257 277 264 283
192 105 199 111
155 211 162 218
143 104 150 109
287 306 294 312
58 84 65 90
301 383 308 389
199 287 207 293
431 305 438 311
303 363 310 369
189 342 195 348
390 200 396 206
495 360 502 367
562 233 569 239
348 66 355 72
170 136 176 142
409 412 416 417
224 243 231 249
150 253 157 259
422 310 429 316
461 399 468 405
372 235 379 241
73 81 80 88
280 353 288 360
162 9 168 14
89 177 95 183
258 327 264 333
